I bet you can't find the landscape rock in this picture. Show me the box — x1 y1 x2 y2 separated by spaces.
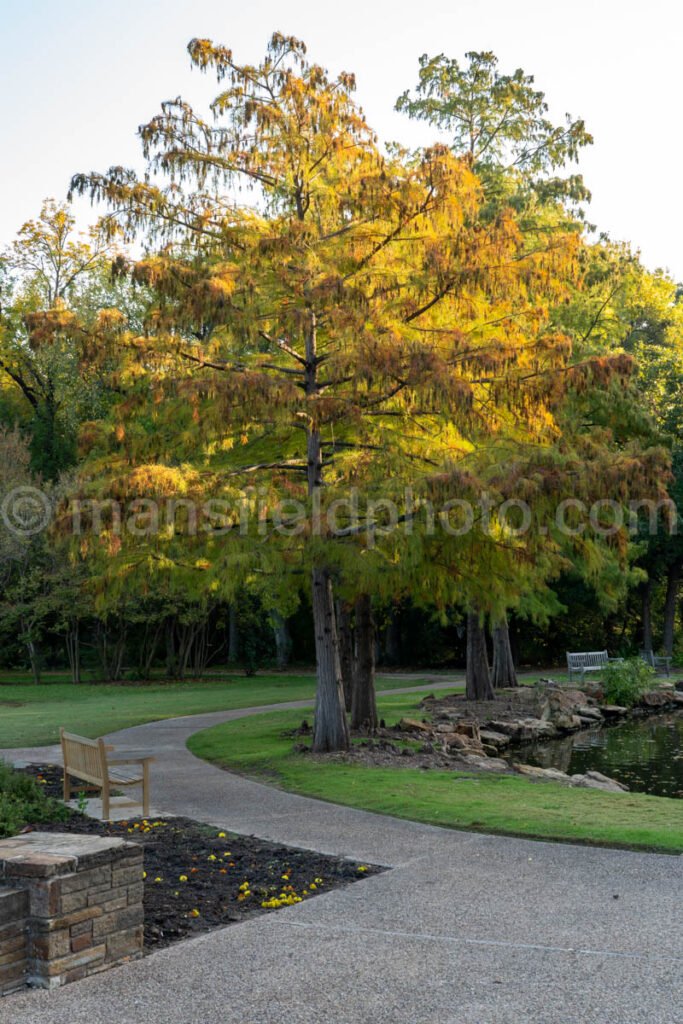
452 719 481 741
457 754 509 772
399 718 431 733
639 690 670 709
576 705 603 721
601 704 628 717
571 770 629 793
489 718 556 741
514 763 571 784
552 713 583 733
479 729 511 749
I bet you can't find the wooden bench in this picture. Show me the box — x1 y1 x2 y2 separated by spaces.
640 649 672 676
566 650 621 684
59 728 155 820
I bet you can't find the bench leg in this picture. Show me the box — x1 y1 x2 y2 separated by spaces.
102 779 110 821
63 772 71 803
142 761 150 817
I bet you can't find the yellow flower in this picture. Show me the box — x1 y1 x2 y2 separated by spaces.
154 877 163 883
357 866 368 873
179 875 188 882
217 831 227 838
281 874 290 880
189 908 200 918
208 855 217 862
309 883 317 890
142 872 147 880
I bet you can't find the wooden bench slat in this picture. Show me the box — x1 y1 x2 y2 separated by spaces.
59 728 153 819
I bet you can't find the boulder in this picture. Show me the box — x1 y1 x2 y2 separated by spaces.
479 728 511 749
576 705 603 722
514 763 571 784
399 718 431 733
581 681 605 701
553 713 583 733
638 690 670 709
488 718 555 741
452 719 481 741
446 734 473 750
600 704 628 718
457 754 509 772
571 770 628 793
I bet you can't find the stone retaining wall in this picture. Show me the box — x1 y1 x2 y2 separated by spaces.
0 887 29 994
0 832 143 993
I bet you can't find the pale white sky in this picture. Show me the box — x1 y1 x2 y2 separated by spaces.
1 0 681 276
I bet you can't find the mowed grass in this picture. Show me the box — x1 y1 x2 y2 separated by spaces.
0 672 452 749
188 692 683 854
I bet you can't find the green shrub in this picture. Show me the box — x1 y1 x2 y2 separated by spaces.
0 762 70 839
601 658 655 707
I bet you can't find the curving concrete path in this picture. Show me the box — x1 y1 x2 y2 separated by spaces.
1 684 682 1024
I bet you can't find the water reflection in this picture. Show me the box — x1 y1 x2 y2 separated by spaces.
513 711 683 798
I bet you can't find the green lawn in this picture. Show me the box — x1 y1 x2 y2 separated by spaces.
0 673 451 749
188 692 683 854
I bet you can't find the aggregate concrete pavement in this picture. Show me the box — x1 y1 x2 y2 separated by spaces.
1 682 681 1023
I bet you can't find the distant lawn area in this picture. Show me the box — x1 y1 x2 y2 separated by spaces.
0 672 458 749
188 691 683 854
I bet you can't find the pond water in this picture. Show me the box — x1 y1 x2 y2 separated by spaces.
514 711 683 798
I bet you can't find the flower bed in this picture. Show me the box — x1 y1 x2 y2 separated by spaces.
17 764 380 950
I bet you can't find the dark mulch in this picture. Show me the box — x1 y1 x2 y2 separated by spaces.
19 764 382 951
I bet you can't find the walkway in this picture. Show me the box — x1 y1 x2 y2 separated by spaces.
1 686 681 1024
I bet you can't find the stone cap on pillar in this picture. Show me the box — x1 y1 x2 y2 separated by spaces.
0 832 139 878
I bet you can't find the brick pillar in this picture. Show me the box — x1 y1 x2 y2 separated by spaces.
0 832 144 991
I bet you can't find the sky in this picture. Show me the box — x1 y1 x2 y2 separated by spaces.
1 0 682 276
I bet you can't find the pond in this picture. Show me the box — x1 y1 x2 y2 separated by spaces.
513 711 683 798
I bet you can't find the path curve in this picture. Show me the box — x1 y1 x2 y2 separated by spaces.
1 682 682 1024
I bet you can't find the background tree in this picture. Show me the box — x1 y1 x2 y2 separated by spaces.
397 50 593 216
0 201 124 478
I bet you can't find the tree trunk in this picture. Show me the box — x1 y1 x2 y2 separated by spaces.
228 605 239 663
336 600 354 712
491 616 518 688
662 559 682 657
466 611 494 700
25 631 41 686
139 620 163 679
311 567 350 752
192 620 211 678
306 310 349 752
272 612 292 671
641 578 654 652
351 593 378 731
383 606 401 666
66 620 81 684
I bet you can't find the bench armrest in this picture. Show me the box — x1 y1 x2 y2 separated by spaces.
106 756 156 765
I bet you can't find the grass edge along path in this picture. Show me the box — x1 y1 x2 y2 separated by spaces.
0 674 455 749
188 693 683 855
